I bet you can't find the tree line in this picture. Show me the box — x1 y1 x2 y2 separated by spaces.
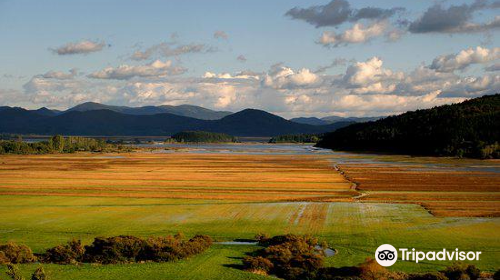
0 135 130 154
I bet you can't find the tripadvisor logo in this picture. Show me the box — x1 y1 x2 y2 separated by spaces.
375 244 482 267
375 244 398 267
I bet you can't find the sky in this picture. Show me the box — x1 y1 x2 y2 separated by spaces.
0 0 499 118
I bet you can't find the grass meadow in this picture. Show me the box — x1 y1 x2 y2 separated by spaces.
0 152 499 279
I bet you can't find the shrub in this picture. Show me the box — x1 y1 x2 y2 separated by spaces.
43 239 84 264
81 234 212 264
83 236 147 264
243 256 274 274
244 234 325 280
407 272 449 280
442 263 480 280
255 233 270 243
31 267 47 280
358 258 389 280
494 269 500 280
0 242 36 264
5 264 24 280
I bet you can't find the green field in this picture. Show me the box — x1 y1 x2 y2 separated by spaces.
1 195 499 279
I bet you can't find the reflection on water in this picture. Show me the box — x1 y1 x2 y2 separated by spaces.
136 143 332 155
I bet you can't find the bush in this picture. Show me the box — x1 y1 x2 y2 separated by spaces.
31 267 47 280
81 234 212 264
358 258 389 280
5 264 24 280
243 234 325 280
442 263 480 280
0 242 36 264
243 256 274 274
140 234 212 262
83 236 147 264
42 239 84 264
408 272 449 280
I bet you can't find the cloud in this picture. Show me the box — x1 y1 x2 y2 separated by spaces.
318 21 388 47
202 71 260 80
409 0 500 34
342 57 403 94
131 42 214 61
237 55 247 62
439 74 500 97
51 40 106 55
10 48 497 117
485 62 500 71
314 58 348 73
41 69 78 80
262 64 321 89
88 60 186 80
430 46 500 72
285 0 404 28
213 30 228 40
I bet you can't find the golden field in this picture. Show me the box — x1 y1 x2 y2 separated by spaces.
0 152 355 202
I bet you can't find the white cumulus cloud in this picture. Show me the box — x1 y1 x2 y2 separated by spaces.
430 46 500 72
318 21 389 47
88 60 186 80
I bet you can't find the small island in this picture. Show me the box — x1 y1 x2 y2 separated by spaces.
170 131 238 143
269 133 321 144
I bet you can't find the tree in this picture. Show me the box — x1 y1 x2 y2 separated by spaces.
49 135 65 152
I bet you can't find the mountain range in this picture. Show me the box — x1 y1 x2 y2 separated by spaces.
0 104 355 137
65 102 232 120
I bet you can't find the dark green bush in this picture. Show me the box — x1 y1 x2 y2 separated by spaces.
0 242 36 264
83 236 147 264
245 234 325 280
80 234 212 264
242 256 274 273
42 239 85 264
31 266 47 280
140 234 212 262
442 263 480 280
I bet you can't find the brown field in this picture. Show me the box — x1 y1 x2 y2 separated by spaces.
338 163 500 217
0 152 355 202
1 152 499 217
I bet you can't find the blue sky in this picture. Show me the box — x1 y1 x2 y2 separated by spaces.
0 0 499 117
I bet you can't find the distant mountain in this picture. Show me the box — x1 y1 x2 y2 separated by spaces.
67 102 232 120
30 107 61 116
290 115 381 126
316 94 500 159
289 117 329 126
0 107 353 137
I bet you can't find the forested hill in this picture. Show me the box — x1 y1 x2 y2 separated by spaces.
316 94 500 159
